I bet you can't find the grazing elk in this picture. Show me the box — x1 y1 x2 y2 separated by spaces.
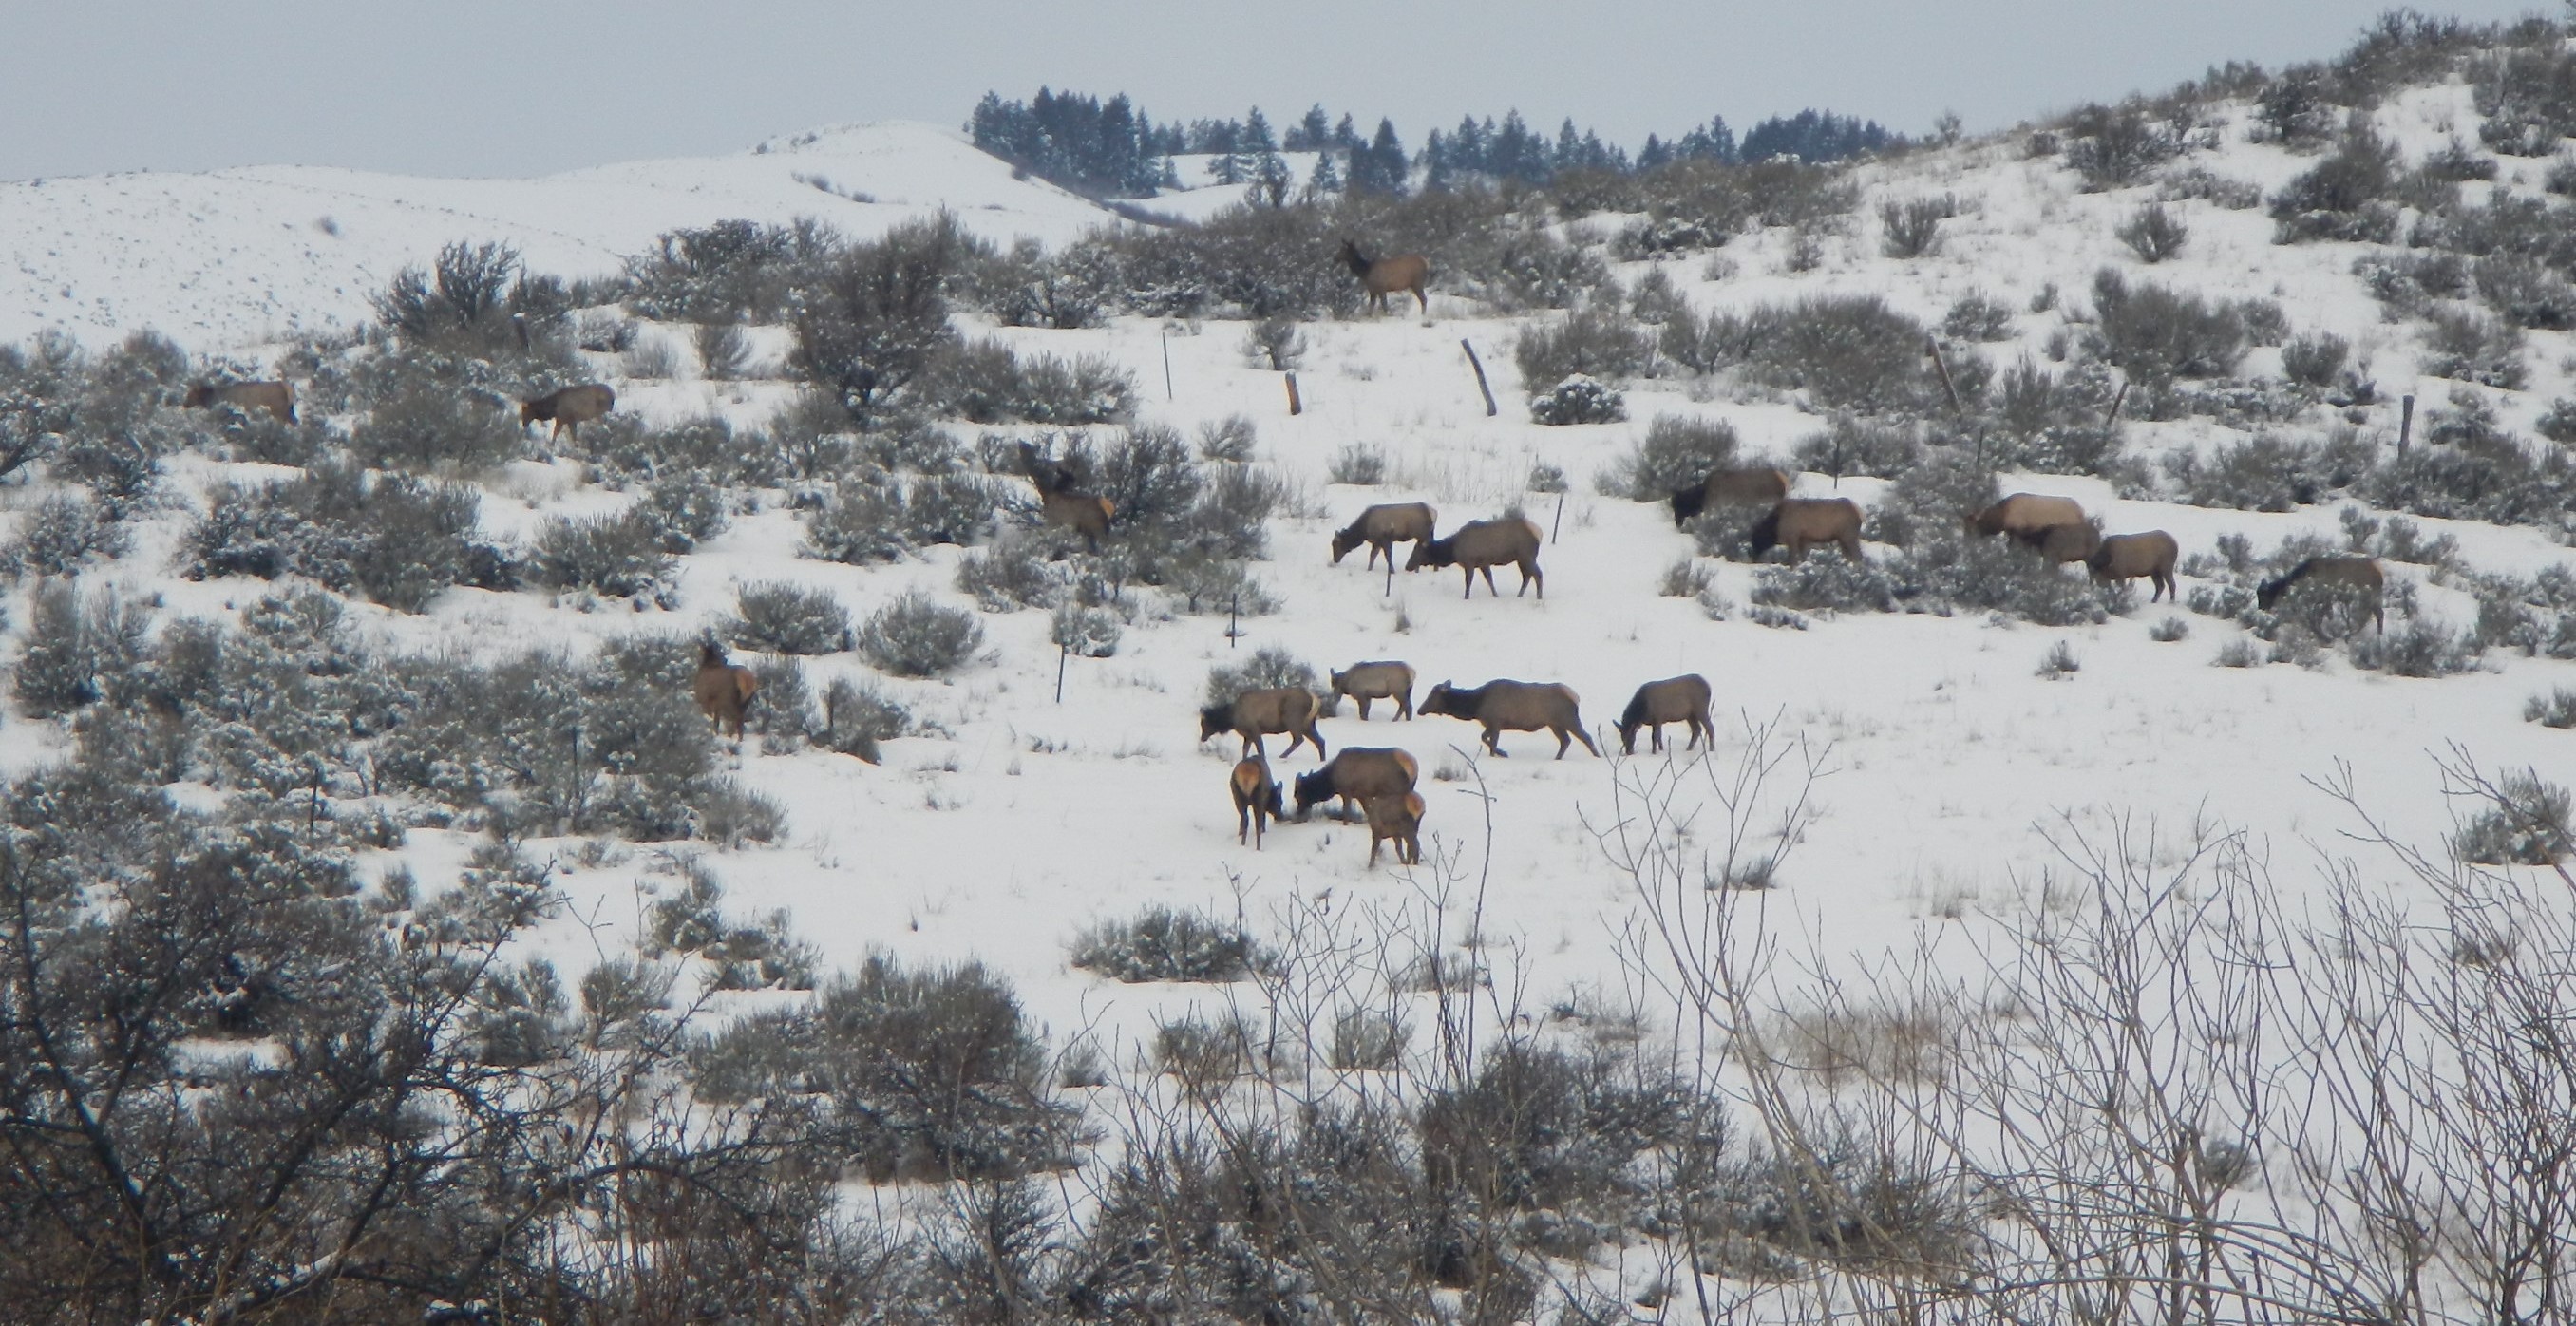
2088 531 2180 601
1199 687 1327 760
2033 521 2102 566
1016 440 1114 551
1669 467 1791 527
1747 498 1865 563
1407 516 1544 599
1293 748 1420 822
1330 502 1437 570
1965 493 2085 544
1616 674 1715 755
184 381 297 425
1364 793 1426 867
693 641 760 740
1230 757 1284 848
1420 680 1600 759
1339 239 1430 315
1330 661 1415 721
2258 556 2385 635
520 383 616 441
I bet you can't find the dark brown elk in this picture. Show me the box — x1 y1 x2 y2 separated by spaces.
1340 239 1430 315
1230 757 1284 848
1420 680 1600 759
520 383 616 441
1330 502 1437 569
2032 521 2102 566
2088 531 2179 601
1330 661 1415 721
1364 793 1426 867
183 381 296 425
1016 441 1114 551
1616 674 1715 755
693 641 759 739
1747 498 1865 562
1292 748 1420 821
1670 467 1791 527
2258 556 2385 634
1965 493 2085 541
1199 687 1327 760
1406 516 1544 599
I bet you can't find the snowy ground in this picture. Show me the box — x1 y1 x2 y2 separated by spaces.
4 95 2574 1070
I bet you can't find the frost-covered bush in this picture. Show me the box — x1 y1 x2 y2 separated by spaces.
1196 414 1260 462
726 581 851 654
924 340 1136 425
569 413 786 488
1600 414 1739 500
13 579 148 718
801 479 906 564
1879 195 1957 258
1865 452 1997 550
2115 203 2189 263
2280 332 2351 388
1162 555 1279 616
2063 104 2179 190
1747 294 1932 413
1749 554 1900 614
694 322 751 381
1203 645 1316 709
2164 429 2377 511
648 861 820 991
528 508 680 606
634 470 729 554
6 492 129 578
1328 444 1387 484
956 538 1067 611
1092 424 1204 544
2347 619 2482 677
1514 309 1654 391
1900 537 2125 626
351 382 522 472
2537 398 2576 445
2418 309 2530 390
1529 375 1627 426
2526 687 2576 728
859 590 983 677
2449 769 2572 864
819 676 912 762
1241 316 1305 371
2269 122 2401 243
1070 906 1270 983
1792 417 1921 480
1049 602 1123 658
2088 269 2245 382
185 462 503 612
1941 293 2015 342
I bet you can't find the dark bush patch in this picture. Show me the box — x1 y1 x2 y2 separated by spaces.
2087 270 2245 383
2270 120 2402 243
859 591 983 677
1070 905 1271 983
185 462 504 612
528 508 679 606
350 382 523 472
1601 414 1740 500
726 581 851 654
1514 309 1654 392
1529 375 1626 426
1941 294 2015 343
1791 418 1921 481
2419 309 2528 389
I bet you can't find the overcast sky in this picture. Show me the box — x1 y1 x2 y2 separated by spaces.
2 1 2553 181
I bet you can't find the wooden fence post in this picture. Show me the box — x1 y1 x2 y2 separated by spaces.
1461 339 1499 417
1285 372 1302 415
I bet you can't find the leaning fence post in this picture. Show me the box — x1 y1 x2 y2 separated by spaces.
2398 393 2415 455
1285 372 1302 416
1551 492 1565 545
1461 339 1498 417
1161 332 1175 402
1927 338 1961 414
1055 641 1069 704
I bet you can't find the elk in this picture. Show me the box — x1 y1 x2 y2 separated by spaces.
2258 557 2385 635
1292 748 1420 821
520 383 616 441
693 641 760 740
1420 680 1600 759
1199 687 1327 760
1330 502 1437 570
2088 531 2179 601
1340 239 1430 315
183 381 297 425
1230 757 1284 848
1669 467 1791 527
1406 517 1544 599
1016 440 1114 551
1330 661 1415 721
1747 498 1865 563
1616 674 1715 755
1363 793 1426 867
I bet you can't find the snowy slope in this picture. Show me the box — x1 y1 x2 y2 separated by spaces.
0 122 1114 350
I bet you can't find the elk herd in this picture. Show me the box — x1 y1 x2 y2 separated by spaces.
1204 466 2386 869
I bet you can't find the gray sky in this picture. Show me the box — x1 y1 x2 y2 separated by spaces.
2 1 2553 181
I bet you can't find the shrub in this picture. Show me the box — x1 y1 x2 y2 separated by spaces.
2422 138 2498 181
2150 616 2190 641
2036 640 2080 677
2063 104 2178 190
2537 398 2576 445
819 676 911 762
2472 256 2576 332
1070 906 1270 983
801 478 907 564
2255 66 2337 145
1792 417 1921 480
2158 167 2265 209
528 509 679 605
1329 1007 1411 1070
2280 332 2350 388
726 581 851 654
2087 270 2245 382
693 322 750 380
350 383 522 472
2525 687 2576 729
924 340 1136 426
1048 602 1123 658
1744 294 1931 412
646 864 819 990
1241 316 1305 371
1601 414 1739 500
1196 414 1259 462
184 463 502 613
1529 375 1627 426
1659 557 1714 597
1203 645 1316 709
858 591 983 677
1514 309 1653 391
956 538 1067 611
2418 309 2527 389
1941 293 2015 342
2449 769 2573 865
2348 620 2482 677
2213 637 2263 667
13 580 148 718
1749 554 1900 614
6 492 129 578
1092 424 1204 545
1878 195 1956 258
1328 443 1387 484
2116 203 2189 263
2164 429 2376 512
2270 122 2401 243
788 214 976 428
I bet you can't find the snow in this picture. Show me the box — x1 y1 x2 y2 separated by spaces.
5 94 2576 1089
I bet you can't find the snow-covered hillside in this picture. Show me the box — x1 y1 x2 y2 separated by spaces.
0 122 1113 348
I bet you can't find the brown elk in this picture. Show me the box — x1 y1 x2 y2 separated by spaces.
520 383 616 441
693 641 760 739
1420 680 1600 759
1199 687 1327 760
1406 516 1544 599
1364 793 1426 867
1616 674 1715 755
1340 239 1430 315
2258 556 2385 634
1230 757 1284 848
1292 748 1420 821
1330 502 1437 570
1747 498 1865 562
1669 467 1791 527
2088 531 2179 601
183 381 296 425
2033 521 2103 566
1330 661 1415 721
1016 440 1114 551
1965 493 2085 542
